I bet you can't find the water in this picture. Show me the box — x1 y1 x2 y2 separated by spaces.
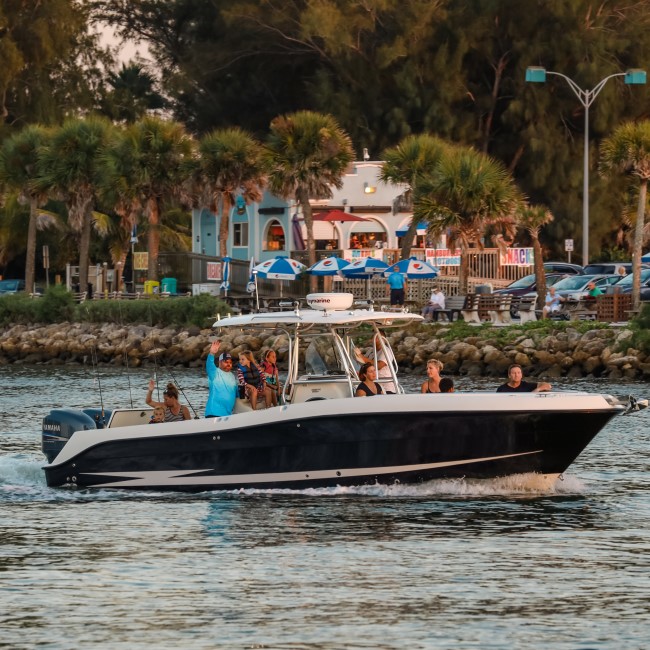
1 366 649 649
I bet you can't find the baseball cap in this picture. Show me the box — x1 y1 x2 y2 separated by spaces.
218 352 233 362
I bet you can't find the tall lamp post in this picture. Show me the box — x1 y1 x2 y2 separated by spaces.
525 66 646 265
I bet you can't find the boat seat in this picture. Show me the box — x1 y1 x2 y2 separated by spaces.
107 408 153 428
233 398 267 414
291 377 353 403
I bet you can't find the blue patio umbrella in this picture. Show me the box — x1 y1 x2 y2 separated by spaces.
341 257 389 300
642 251 650 263
384 257 439 279
220 257 231 297
307 256 350 276
253 255 307 298
341 257 389 279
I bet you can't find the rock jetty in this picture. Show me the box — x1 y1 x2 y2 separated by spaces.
0 321 648 380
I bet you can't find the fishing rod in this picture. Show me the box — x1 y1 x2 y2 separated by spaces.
117 300 135 408
147 302 199 419
90 343 107 427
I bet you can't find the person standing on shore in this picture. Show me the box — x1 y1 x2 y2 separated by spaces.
205 340 238 417
496 364 551 393
386 267 407 306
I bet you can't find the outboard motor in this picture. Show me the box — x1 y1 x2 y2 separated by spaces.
42 408 98 463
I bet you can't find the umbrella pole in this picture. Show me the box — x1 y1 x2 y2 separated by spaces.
254 272 260 312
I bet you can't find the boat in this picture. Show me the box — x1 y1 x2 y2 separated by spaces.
41 293 639 490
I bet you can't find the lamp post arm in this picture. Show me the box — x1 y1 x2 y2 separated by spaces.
587 72 627 107
545 71 588 106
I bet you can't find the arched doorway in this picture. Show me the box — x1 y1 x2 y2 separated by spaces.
263 219 286 252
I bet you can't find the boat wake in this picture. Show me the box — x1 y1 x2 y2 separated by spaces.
2 453 585 500
231 472 587 498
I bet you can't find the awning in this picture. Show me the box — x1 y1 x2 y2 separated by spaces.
396 222 427 237
350 220 386 234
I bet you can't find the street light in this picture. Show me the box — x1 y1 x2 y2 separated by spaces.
525 66 646 264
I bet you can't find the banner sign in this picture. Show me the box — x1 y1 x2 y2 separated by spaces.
425 248 461 267
342 249 383 262
499 248 534 266
206 262 222 281
133 252 149 270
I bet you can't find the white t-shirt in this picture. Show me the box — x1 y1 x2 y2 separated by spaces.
429 290 445 309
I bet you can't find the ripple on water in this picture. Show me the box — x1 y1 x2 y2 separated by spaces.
1 367 649 649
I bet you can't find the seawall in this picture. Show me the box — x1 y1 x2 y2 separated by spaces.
0 321 648 380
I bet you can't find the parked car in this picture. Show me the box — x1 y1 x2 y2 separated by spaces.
494 273 566 298
543 262 584 275
533 274 621 302
583 262 631 275
494 273 566 317
0 279 26 295
606 268 650 301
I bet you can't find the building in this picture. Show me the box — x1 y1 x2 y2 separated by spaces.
191 160 433 263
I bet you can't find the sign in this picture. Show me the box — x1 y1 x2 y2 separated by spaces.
206 262 222 281
565 239 574 252
499 248 534 266
425 248 461 267
133 252 149 270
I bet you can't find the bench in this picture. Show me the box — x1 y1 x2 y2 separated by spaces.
461 293 512 324
431 295 467 322
516 296 537 324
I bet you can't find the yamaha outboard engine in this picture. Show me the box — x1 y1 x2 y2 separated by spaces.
42 408 99 463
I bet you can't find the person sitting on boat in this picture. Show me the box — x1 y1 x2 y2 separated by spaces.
236 350 268 410
149 405 165 424
421 358 444 393
496 364 551 393
146 380 191 421
261 349 281 407
439 377 454 393
354 333 397 393
355 362 384 397
421 287 446 321
542 286 564 319
205 340 238 417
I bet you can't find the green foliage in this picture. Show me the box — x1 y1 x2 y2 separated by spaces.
626 303 650 354
0 289 228 327
77 294 228 327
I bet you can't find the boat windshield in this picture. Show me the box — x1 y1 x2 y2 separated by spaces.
304 335 347 375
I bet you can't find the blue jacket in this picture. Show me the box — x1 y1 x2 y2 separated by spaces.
205 354 238 417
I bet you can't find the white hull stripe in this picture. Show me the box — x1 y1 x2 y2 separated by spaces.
82 449 542 488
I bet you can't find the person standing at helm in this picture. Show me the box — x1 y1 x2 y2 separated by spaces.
205 340 238 417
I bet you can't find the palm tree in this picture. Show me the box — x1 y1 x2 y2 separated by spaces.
600 121 650 310
101 117 195 281
36 116 113 292
0 124 50 292
264 111 354 290
515 203 554 310
379 134 449 259
414 145 521 294
191 128 266 258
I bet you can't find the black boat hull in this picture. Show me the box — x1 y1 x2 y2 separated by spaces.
43 402 618 490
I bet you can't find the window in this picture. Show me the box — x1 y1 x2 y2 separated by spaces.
264 220 286 251
233 223 248 247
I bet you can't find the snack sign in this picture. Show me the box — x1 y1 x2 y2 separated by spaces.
499 248 534 266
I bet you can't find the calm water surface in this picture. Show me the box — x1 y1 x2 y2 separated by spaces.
1 366 649 649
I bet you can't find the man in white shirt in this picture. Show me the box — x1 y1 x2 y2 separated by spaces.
422 287 446 321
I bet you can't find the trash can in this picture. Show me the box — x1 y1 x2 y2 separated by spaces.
475 284 493 294
161 277 177 294
144 280 160 295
